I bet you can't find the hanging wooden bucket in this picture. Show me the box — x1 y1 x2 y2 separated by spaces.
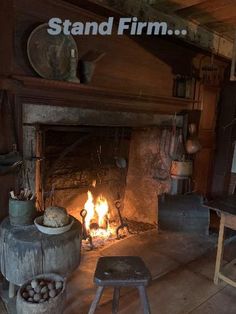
16 273 66 314
9 199 36 226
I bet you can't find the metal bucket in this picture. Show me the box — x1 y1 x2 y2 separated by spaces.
9 199 36 226
170 160 193 177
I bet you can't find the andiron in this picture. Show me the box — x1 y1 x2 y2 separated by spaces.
114 199 133 239
80 208 94 249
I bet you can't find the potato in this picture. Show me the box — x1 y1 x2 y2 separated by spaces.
49 289 56 298
25 285 32 291
55 281 63 290
43 292 49 300
31 279 38 289
28 289 35 297
22 291 29 299
34 285 41 294
40 286 48 294
27 297 33 302
48 282 55 290
33 293 41 302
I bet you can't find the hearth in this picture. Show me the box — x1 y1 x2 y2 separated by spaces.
43 125 132 246
37 125 163 247
22 103 183 247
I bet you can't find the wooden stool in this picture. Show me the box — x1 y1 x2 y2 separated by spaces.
214 212 236 287
88 256 152 314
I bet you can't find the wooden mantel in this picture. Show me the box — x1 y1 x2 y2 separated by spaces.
0 76 197 115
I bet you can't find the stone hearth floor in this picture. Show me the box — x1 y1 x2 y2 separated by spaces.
65 230 236 314
1 230 236 314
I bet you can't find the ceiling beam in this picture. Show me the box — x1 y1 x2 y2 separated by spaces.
83 0 233 60
149 0 206 14
176 0 235 18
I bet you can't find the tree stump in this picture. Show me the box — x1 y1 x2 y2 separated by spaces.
0 217 82 288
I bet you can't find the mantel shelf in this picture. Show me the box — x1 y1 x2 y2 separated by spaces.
1 76 198 115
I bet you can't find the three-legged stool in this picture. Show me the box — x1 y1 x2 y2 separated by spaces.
88 256 152 314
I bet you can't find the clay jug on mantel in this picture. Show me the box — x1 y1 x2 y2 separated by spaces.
185 123 201 154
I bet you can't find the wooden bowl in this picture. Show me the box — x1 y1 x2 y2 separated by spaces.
34 215 74 235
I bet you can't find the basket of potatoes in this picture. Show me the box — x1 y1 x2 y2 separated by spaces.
16 273 66 314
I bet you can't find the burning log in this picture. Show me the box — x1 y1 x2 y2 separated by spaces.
83 190 109 230
79 191 114 249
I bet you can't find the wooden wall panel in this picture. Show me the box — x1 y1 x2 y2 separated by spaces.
0 0 14 76
200 87 218 130
193 85 219 196
193 148 212 195
0 0 229 213
12 0 198 97
0 93 20 220
211 83 236 196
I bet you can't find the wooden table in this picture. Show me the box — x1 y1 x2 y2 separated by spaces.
204 195 236 287
0 217 82 297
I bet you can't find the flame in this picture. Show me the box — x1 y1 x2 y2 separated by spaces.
95 195 109 227
83 190 109 233
84 191 95 230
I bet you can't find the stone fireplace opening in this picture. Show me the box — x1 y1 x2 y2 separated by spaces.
37 125 173 244
42 125 131 239
22 104 183 246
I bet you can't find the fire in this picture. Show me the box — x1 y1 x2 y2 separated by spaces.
95 195 109 227
84 191 95 230
83 190 109 233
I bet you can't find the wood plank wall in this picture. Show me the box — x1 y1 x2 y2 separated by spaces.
211 82 236 197
0 0 230 218
12 0 198 97
193 85 219 197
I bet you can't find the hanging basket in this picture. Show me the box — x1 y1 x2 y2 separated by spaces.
16 273 66 314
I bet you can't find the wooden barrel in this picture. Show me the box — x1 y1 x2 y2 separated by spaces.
16 274 66 314
9 199 35 226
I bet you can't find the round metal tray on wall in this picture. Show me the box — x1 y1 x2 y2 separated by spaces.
27 23 78 80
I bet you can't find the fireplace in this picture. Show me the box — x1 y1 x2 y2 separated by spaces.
22 103 183 246
42 125 131 241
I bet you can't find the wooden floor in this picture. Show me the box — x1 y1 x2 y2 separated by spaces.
64 230 236 314
2 230 236 313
